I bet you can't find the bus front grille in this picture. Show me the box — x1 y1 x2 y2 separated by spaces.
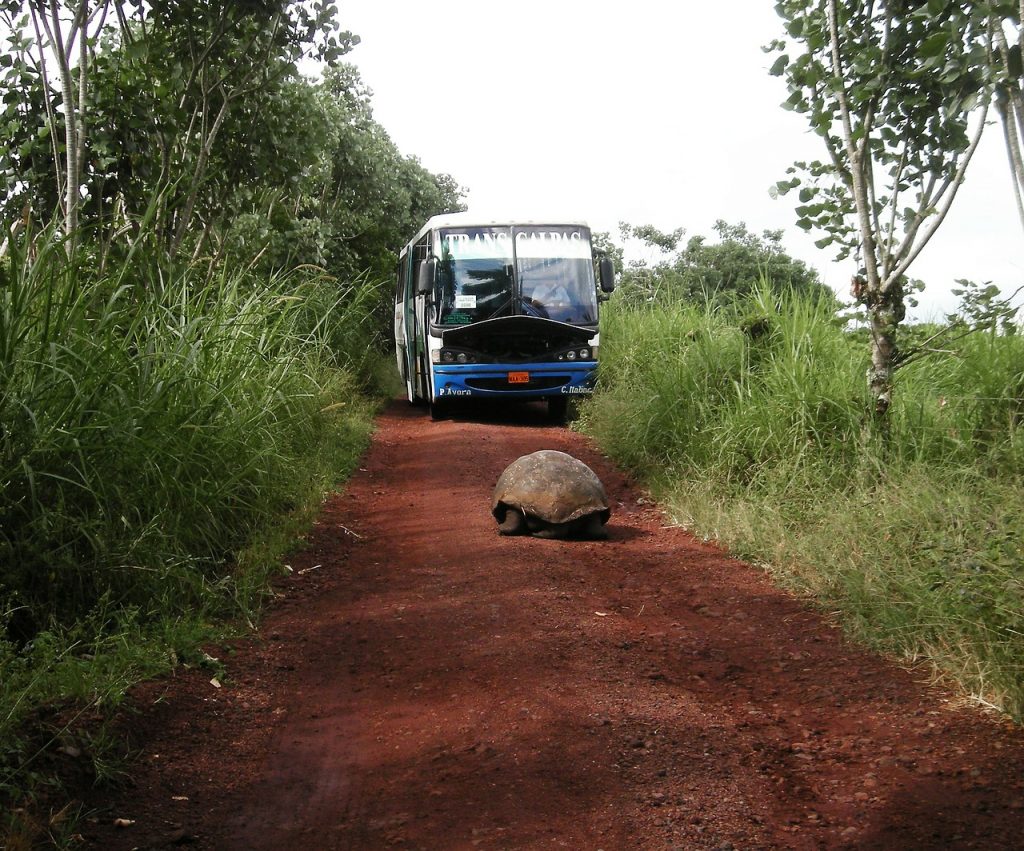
465 375 571 392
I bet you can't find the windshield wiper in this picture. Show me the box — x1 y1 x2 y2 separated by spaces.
480 296 513 321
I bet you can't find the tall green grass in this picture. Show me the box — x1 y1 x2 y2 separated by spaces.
0 228 385 815
1 232 380 620
582 287 1024 716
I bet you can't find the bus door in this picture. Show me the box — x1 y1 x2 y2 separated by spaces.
395 254 410 392
407 233 431 402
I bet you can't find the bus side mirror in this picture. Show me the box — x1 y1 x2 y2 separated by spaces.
598 257 616 294
416 257 437 296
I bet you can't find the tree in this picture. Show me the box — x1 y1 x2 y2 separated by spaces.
212 63 463 342
218 63 464 281
0 1 354 256
770 0 989 416
988 7 1023 231
0 1 114 251
0 1 462 330
617 220 833 308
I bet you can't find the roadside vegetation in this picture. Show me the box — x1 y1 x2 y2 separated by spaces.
581 283 1024 718
582 4 1023 721
0 234 386 834
0 2 459 841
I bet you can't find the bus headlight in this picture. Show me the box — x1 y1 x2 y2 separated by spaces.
566 350 576 360
456 352 468 364
431 349 441 364
442 350 455 363
578 348 590 360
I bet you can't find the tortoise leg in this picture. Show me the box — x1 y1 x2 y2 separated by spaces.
497 508 527 535
533 521 572 539
533 526 561 539
537 517 607 539
583 514 609 539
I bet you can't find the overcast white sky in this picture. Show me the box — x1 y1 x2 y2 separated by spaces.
341 2 1022 318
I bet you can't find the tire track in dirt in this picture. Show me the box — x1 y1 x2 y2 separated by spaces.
84 400 1024 849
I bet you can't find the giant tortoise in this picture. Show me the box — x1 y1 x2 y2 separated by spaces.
492 450 611 539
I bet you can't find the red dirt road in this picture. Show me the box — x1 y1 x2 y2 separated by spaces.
84 401 1024 849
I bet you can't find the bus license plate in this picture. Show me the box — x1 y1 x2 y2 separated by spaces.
508 371 530 384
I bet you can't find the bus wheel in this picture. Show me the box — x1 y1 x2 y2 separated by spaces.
430 399 448 421
547 396 568 424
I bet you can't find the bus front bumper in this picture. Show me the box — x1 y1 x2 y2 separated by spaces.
431 361 597 400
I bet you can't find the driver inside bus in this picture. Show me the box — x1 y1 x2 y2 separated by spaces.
523 277 574 320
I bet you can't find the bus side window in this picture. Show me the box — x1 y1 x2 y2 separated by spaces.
409 235 430 302
396 256 407 304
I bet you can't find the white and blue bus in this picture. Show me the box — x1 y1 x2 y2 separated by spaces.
394 214 615 421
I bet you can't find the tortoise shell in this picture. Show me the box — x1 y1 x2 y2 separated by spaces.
492 450 611 527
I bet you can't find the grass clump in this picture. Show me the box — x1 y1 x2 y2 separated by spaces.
581 286 1024 717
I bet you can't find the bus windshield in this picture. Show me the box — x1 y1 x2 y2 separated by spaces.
515 227 597 325
437 228 514 326
436 225 597 327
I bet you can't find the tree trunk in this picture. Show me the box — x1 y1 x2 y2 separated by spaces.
993 21 1024 234
45 0 80 247
30 8 65 216
867 300 900 418
169 91 230 258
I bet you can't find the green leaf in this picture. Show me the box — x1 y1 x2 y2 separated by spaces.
919 31 949 58
769 54 789 77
